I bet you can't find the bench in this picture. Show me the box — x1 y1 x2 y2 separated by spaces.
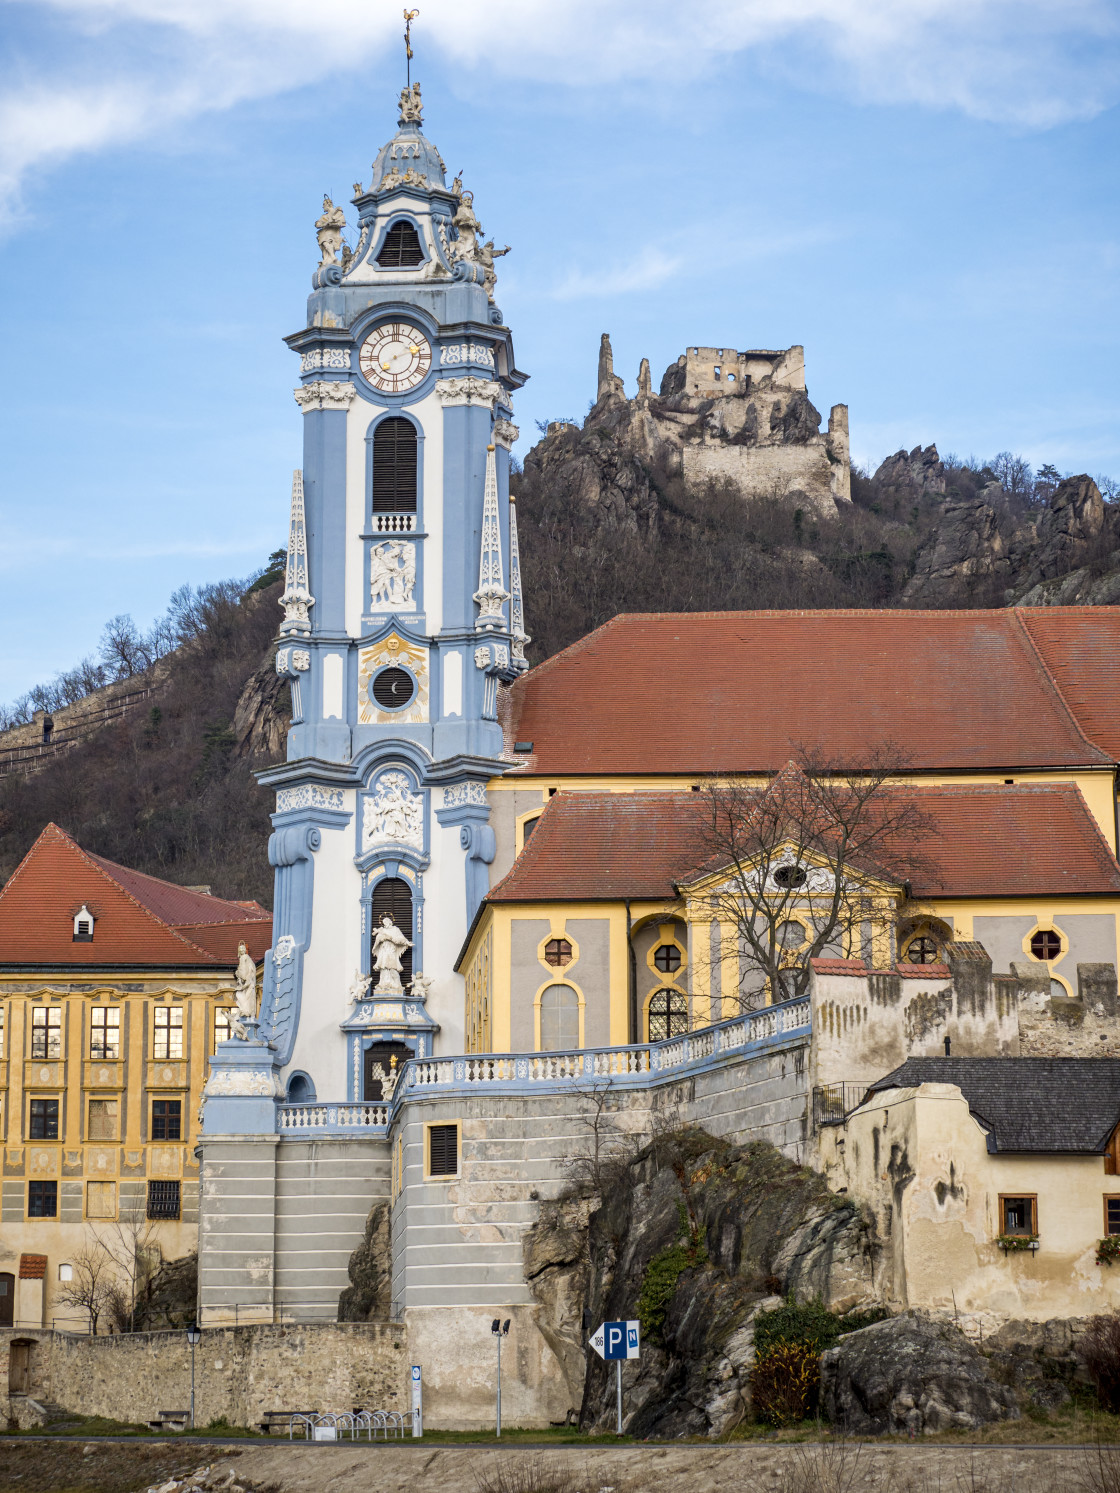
258 1410 320 1436
147 1410 190 1431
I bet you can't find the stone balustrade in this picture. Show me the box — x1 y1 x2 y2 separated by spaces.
274 996 810 1136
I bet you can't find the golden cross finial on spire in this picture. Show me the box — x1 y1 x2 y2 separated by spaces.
404 9 420 87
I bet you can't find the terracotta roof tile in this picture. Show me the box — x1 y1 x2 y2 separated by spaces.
1017 608 1120 759
811 958 868 973
0 824 271 968
19 1254 46 1280
487 784 1120 903
896 962 951 978
503 609 1120 774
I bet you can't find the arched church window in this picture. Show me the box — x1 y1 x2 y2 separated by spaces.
372 877 413 987
539 984 579 1051
377 220 424 268
373 418 418 514
648 988 688 1042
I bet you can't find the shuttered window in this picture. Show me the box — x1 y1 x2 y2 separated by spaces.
371 877 413 987
372 418 418 513
377 220 424 268
428 1123 458 1177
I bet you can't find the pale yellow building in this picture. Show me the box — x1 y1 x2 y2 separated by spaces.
0 823 270 1330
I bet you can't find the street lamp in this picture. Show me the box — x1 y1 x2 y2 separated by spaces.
491 1318 510 1437
186 1323 202 1428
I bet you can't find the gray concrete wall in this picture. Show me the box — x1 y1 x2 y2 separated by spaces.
509 918 550 1051
974 913 1116 984
566 919 611 1048
275 1138 390 1321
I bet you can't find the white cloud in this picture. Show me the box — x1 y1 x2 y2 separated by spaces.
552 248 684 300
1 0 1117 227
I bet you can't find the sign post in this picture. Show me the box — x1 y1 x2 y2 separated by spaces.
410 1364 422 1438
589 1319 640 1435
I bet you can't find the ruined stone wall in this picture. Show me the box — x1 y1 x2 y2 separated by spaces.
1 1321 407 1427
1016 961 1120 1056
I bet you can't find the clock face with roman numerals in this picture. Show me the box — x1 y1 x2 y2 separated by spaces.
358 322 432 393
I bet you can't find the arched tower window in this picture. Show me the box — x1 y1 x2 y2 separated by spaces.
371 877 413 987
377 220 424 268
373 418 418 514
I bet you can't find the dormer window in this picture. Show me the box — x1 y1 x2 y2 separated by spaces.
377 220 424 268
73 905 94 942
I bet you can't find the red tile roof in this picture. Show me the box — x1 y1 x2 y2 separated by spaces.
0 823 271 968
896 962 951 978
19 1254 46 1280
811 958 868 974
502 609 1120 774
486 784 1120 904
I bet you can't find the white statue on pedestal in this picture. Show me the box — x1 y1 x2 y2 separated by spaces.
372 915 412 995
231 941 258 1039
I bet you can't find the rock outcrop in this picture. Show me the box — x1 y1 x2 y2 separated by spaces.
338 1202 392 1321
523 1131 883 1438
821 1314 1020 1434
523 334 851 529
874 444 947 498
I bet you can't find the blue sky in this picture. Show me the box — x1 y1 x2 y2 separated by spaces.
1 0 1119 701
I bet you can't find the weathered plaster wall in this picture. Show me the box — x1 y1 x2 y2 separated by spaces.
509 918 550 1051
820 1083 1120 1321
0 1322 406 1427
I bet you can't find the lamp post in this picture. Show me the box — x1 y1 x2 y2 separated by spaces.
186 1323 202 1428
491 1317 510 1437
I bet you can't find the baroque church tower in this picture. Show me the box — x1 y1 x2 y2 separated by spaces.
204 83 526 1136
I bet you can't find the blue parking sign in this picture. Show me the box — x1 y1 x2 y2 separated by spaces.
591 1319 640 1360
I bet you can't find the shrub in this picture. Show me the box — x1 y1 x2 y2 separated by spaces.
1097 1238 1120 1267
750 1339 820 1426
753 1298 888 1361
1080 1311 1120 1412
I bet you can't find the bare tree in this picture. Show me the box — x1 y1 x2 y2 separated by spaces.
54 1246 116 1334
559 1079 643 1195
99 614 153 678
695 747 935 1010
95 1204 162 1333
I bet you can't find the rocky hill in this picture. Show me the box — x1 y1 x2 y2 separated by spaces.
0 578 290 906
0 339 1117 898
514 337 1119 660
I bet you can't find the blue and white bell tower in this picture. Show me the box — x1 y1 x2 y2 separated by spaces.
246 83 528 1106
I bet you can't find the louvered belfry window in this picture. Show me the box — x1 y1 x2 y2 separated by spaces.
372 418 418 513
429 1123 458 1177
371 877 413 987
377 220 424 268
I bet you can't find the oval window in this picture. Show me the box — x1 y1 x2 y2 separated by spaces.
372 667 415 710
773 864 808 889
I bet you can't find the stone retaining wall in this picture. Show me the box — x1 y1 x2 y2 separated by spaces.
1 1322 407 1428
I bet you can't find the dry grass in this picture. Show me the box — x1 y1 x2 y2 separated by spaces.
473 1457 630 1493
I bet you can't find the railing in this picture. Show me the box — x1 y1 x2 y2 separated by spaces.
371 512 416 533
279 1102 390 1131
274 997 811 1135
812 1082 869 1127
288 1409 406 1440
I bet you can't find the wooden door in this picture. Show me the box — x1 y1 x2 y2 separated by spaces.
0 1274 12 1328
9 1341 31 1395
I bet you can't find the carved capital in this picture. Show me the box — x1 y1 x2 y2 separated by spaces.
294 381 357 412
435 377 504 410
493 418 519 450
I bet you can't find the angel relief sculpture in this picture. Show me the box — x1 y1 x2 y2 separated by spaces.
363 770 423 850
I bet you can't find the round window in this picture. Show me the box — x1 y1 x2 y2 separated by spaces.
372 666 415 710
1030 929 1062 961
904 935 940 965
773 864 808 889
653 943 682 974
